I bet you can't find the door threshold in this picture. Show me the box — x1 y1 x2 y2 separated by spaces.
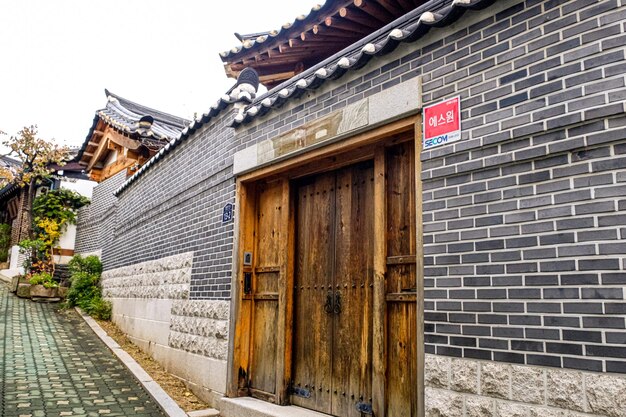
220 397 332 417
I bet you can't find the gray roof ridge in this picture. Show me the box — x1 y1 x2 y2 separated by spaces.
104 89 191 128
233 0 496 126
113 87 251 196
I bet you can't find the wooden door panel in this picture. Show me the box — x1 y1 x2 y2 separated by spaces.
387 300 418 417
250 299 278 394
256 181 284 268
249 181 283 396
292 173 335 414
385 142 417 416
332 163 374 417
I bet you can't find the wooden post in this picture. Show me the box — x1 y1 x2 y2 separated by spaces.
372 146 387 416
414 118 425 417
275 179 295 405
227 180 256 397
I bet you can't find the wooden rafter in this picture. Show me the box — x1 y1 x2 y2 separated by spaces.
354 0 395 22
324 16 371 34
288 38 336 49
339 6 384 28
259 71 298 86
312 24 362 40
86 127 132 172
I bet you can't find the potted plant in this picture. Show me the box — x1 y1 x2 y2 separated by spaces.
28 271 60 299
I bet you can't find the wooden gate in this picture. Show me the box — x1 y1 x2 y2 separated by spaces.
230 118 423 417
291 162 374 416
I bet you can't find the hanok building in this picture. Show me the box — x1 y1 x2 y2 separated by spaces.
83 1 626 416
0 153 94 270
73 90 189 258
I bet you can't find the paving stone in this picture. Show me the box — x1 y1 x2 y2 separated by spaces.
0 283 165 417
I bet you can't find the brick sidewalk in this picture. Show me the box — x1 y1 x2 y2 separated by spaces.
0 283 166 417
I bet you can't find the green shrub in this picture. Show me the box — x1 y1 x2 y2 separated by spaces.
88 298 112 320
68 254 103 275
66 271 100 309
29 271 59 288
33 188 90 227
66 254 110 320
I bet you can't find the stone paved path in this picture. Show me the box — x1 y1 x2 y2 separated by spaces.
0 283 165 417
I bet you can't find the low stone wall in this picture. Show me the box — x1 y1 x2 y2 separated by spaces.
169 300 230 361
425 354 626 417
101 252 229 407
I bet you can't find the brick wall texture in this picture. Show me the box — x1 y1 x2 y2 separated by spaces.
87 0 626 374
106 112 238 299
75 171 126 257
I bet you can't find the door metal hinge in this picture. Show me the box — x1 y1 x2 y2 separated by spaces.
356 402 373 414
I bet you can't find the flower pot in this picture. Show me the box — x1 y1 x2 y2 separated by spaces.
30 284 59 298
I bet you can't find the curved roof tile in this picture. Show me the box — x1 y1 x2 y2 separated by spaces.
232 0 495 126
117 0 497 195
77 90 191 163
219 1 332 61
114 94 248 196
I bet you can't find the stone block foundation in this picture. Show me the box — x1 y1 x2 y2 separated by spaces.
101 252 229 408
425 354 626 417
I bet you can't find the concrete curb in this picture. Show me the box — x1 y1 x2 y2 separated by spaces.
75 307 189 417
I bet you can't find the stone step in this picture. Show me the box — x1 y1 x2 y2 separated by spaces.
220 397 330 417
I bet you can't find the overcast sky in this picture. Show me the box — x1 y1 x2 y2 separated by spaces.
0 0 316 149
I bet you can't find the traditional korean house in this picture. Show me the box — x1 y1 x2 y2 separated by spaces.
221 0 431 88
76 89 189 182
73 90 189 258
0 152 95 270
97 0 626 416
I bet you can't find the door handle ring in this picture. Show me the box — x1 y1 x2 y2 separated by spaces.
334 291 341 315
324 291 334 314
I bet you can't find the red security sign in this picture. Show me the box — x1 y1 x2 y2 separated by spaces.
423 96 461 150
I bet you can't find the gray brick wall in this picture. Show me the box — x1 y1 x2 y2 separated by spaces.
415 0 626 373
105 111 238 299
100 0 626 371
75 171 126 256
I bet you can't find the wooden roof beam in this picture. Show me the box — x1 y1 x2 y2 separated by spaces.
86 136 110 172
324 16 372 34
86 128 134 172
353 0 395 22
289 38 336 49
339 6 385 28
259 71 298 85
312 24 362 40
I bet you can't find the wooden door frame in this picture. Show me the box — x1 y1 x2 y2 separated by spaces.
227 114 425 415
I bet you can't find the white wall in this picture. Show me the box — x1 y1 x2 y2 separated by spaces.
60 177 97 199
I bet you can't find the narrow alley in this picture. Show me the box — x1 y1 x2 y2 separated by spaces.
0 283 164 417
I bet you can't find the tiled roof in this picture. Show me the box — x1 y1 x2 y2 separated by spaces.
220 2 336 60
116 0 497 195
101 90 189 139
232 0 495 126
77 90 191 163
114 93 248 196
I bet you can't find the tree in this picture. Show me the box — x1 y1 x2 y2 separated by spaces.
0 125 70 239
